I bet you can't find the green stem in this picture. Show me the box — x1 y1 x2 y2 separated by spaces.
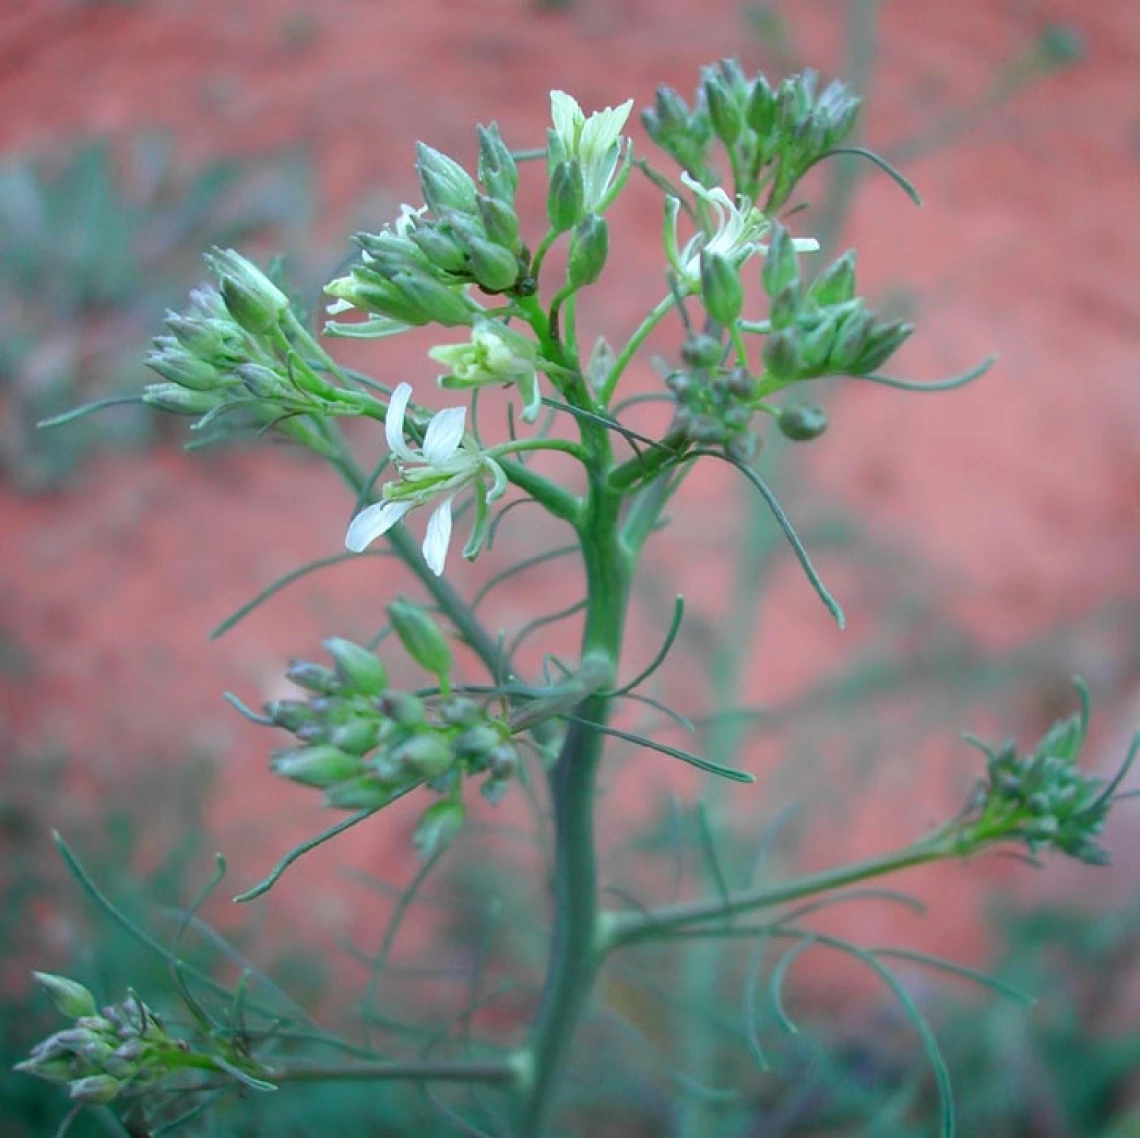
267 1059 519 1085
604 833 952 949
517 474 629 1136
598 294 676 406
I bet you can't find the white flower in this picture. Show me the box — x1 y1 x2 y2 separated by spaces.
669 172 820 290
345 383 507 576
429 319 542 422
549 90 634 211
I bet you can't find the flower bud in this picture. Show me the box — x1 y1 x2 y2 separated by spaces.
681 333 723 369
207 248 290 335
391 733 455 780
416 142 479 217
548 160 585 233
69 1075 122 1105
286 660 341 695
380 690 427 728
476 122 519 202
33 974 98 1019
762 328 804 381
324 775 394 811
827 307 873 371
329 717 381 756
387 598 453 680
777 403 828 441
808 250 857 308
644 85 691 142
762 224 800 298
745 75 777 141
145 345 222 392
699 251 743 326
408 224 469 275
236 362 287 400
413 798 466 859
454 725 502 762
703 72 744 146
567 214 609 288
141 383 222 416
271 745 360 788
323 637 389 695
853 319 913 374
477 194 521 252
464 236 520 292
768 282 802 330
391 271 474 327
439 697 482 727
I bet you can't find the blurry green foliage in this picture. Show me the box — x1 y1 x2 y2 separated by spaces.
0 134 310 491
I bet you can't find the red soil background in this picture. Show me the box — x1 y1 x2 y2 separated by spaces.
3 0 1139 1007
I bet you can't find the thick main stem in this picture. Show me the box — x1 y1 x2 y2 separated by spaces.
518 482 629 1136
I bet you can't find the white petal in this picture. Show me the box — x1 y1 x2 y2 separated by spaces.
385 383 416 461
422 405 467 466
550 90 584 145
484 457 509 502
345 500 413 552
422 498 455 576
792 237 821 252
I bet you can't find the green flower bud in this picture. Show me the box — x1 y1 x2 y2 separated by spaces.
454 724 502 762
408 224 470 275
324 775 394 811
328 718 380 757
391 271 474 327
271 744 360 788
416 142 479 217
762 224 800 298
768 281 802 330
827 307 874 371
799 308 844 375
413 798 466 859
236 362 287 400
745 75 777 141
699 250 743 326
323 638 388 695
69 1075 123 1105
777 403 828 441
144 344 221 392
477 194 521 252
567 214 609 288
548 160 585 233
464 236 520 292
286 660 341 695
762 328 804 381
476 122 518 202
387 597 453 680
141 383 223 416
644 85 691 142
702 72 745 146
808 250 857 308
33 974 98 1019
487 744 520 780
391 733 454 780
681 333 723 369
439 697 482 727
380 691 427 728
853 319 913 374
206 248 290 335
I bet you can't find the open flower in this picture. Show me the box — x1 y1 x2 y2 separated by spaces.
669 172 819 290
549 90 634 211
429 319 542 422
345 383 506 576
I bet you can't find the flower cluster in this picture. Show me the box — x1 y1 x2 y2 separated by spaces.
324 122 526 339
16 975 193 1107
345 381 507 576
666 335 756 457
144 249 371 448
262 613 521 855
643 60 861 210
760 232 913 384
958 688 1135 865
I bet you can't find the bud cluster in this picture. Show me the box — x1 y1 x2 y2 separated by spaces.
144 249 371 445
667 334 756 458
760 232 913 384
16 975 192 1107
263 620 521 848
960 695 1122 865
325 125 531 337
643 60 861 209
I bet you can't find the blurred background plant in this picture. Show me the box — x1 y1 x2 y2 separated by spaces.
0 134 310 491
